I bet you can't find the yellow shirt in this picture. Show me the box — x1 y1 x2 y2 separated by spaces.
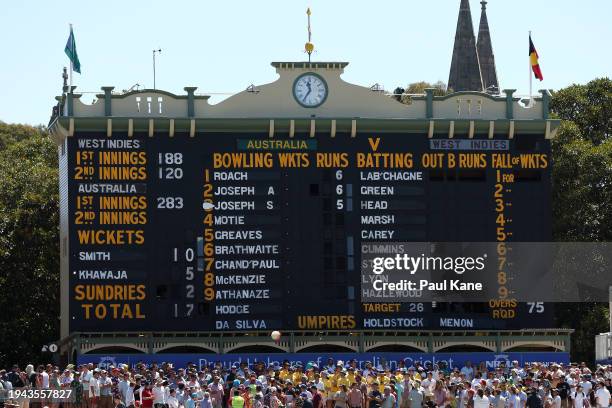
346 373 356 384
337 376 350 389
377 376 389 393
323 378 335 396
330 376 339 393
279 369 291 381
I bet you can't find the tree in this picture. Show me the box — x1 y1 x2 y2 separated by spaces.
550 78 612 145
393 81 450 103
550 78 612 364
551 122 612 241
0 125 59 367
0 122 45 151
405 81 448 95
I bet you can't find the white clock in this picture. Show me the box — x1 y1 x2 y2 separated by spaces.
293 73 328 108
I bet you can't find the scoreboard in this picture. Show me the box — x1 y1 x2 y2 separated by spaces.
67 131 553 332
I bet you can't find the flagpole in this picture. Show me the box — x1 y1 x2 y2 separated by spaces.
69 24 73 94
528 30 533 107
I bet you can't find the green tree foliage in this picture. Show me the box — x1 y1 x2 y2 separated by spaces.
0 125 59 367
405 81 448 95
0 123 45 151
550 78 612 363
551 122 612 241
393 81 449 103
550 78 612 145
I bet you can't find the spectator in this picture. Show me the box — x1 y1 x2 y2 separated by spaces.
595 381 610 408
141 383 154 408
208 376 224 408
348 383 362 408
231 389 245 408
473 389 489 408
152 379 166 408
252 394 263 408
381 386 396 408
493 388 507 408
368 382 382 408
302 392 314 408
571 384 587 408
461 363 474 382
550 389 562 408
99 371 114 408
527 388 543 408
184 393 197 408
167 388 179 408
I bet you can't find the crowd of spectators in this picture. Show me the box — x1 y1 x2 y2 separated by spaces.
1 359 611 408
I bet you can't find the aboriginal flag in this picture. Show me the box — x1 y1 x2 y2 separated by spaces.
529 35 543 81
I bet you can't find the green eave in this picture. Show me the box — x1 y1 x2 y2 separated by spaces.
52 117 560 137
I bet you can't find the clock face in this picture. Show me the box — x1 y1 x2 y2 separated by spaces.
293 73 328 108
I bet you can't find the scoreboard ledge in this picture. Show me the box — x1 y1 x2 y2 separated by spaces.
55 329 573 358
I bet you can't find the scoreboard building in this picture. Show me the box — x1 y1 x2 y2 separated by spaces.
49 0 572 364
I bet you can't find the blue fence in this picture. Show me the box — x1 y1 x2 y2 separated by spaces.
78 352 569 371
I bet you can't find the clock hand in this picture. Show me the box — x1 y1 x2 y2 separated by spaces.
302 89 311 102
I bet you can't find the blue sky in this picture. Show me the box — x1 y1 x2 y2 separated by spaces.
1 0 610 125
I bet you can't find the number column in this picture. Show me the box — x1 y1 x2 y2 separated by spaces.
491 169 516 319
156 151 195 318
201 168 215 304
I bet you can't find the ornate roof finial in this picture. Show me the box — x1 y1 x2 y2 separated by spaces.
305 8 314 62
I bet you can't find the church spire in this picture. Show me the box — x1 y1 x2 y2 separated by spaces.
477 0 500 94
448 0 484 92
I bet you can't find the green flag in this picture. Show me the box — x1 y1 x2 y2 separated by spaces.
64 25 81 74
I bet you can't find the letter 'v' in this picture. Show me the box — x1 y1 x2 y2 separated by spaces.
368 137 381 151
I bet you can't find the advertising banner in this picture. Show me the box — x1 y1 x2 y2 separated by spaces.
78 352 570 371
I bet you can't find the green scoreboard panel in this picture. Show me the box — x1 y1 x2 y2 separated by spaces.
67 132 552 332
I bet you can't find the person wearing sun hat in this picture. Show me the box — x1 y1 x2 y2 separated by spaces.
336 370 349 390
267 387 281 408
318 370 331 407
306 364 318 382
